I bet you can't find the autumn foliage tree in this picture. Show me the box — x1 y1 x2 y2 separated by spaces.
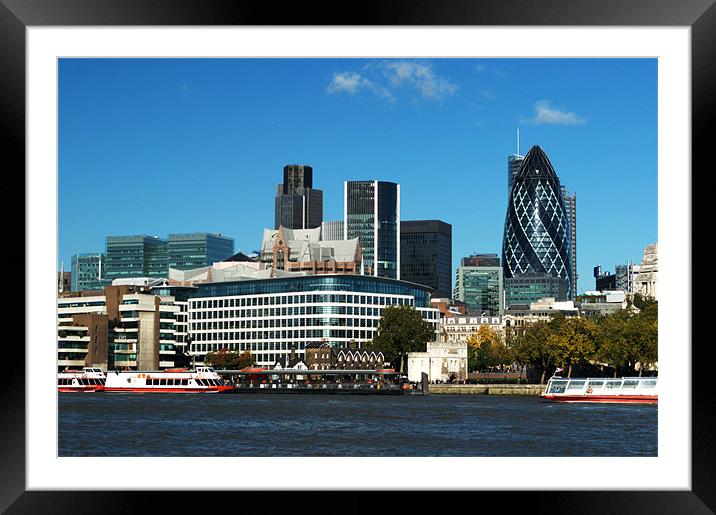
204 349 254 370
466 325 512 372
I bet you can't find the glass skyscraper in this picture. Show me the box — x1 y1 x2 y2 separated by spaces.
502 145 573 301
104 235 168 281
400 220 452 298
344 180 400 279
274 164 323 229
167 233 235 270
453 254 503 315
71 252 111 291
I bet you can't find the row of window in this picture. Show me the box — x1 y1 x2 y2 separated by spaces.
190 294 411 309
58 378 105 385
145 378 224 386
191 317 380 332
190 305 395 319
191 328 377 343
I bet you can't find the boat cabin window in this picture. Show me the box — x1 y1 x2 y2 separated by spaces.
181 379 188 385
604 380 622 389
623 379 639 389
565 380 585 391
587 380 605 388
546 379 567 394
640 379 657 388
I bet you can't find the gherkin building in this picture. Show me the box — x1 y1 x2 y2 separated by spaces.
502 145 573 299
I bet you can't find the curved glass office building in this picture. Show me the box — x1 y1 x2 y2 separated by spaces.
502 145 573 299
188 274 439 366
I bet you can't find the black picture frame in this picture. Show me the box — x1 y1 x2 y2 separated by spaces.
3 1 711 513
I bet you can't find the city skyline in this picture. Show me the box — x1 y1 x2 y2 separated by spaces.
58 58 658 294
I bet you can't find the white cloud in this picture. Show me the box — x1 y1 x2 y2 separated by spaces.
528 100 586 125
326 60 457 102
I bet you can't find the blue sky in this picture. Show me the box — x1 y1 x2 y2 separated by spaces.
58 58 657 294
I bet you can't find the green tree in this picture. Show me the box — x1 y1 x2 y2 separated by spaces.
466 326 512 372
367 305 435 373
511 320 558 384
549 317 598 378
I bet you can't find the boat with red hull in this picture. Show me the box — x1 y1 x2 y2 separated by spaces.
104 366 234 393
58 367 106 392
541 376 657 404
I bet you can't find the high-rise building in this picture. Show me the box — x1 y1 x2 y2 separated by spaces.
58 268 71 293
167 233 234 270
104 235 168 282
562 186 577 298
453 254 503 315
274 164 323 229
400 220 452 298
502 145 573 301
321 220 344 241
344 180 400 279
71 252 111 292
504 271 569 306
634 242 658 299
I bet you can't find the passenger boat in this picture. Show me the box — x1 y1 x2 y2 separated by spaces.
57 367 106 392
541 376 657 404
104 366 234 393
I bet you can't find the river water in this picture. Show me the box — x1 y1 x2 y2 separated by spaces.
58 393 657 457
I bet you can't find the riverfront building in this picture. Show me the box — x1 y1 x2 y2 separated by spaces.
71 252 110 292
275 164 323 230
453 254 503 316
440 315 504 345
502 145 574 302
186 274 439 367
344 180 400 279
400 220 452 298
167 233 234 270
503 297 579 328
57 285 183 372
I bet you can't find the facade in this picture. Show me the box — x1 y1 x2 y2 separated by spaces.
104 235 168 281
261 226 361 275
440 315 504 345
503 298 579 328
502 145 573 301
577 290 628 317
275 164 323 229
304 343 387 371
321 220 344 241
505 271 569 307
407 340 468 383
186 274 439 367
400 220 452 298
344 180 400 279
507 153 524 195
58 285 183 371
453 254 503 316
634 242 658 300
71 252 110 292
561 186 578 299
167 233 234 270
594 265 618 291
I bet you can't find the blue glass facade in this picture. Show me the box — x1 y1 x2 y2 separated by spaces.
502 145 573 300
167 233 235 270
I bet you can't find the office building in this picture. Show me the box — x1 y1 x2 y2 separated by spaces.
502 145 573 301
104 235 168 282
344 180 400 279
634 242 658 300
187 274 439 367
321 220 344 241
503 297 579 328
400 220 452 298
57 285 183 371
562 186 578 298
504 271 569 307
453 254 503 316
58 270 71 293
275 164 323 229
167 232 235 270
261 226 361 275
507 130 524 195
71 252 111 292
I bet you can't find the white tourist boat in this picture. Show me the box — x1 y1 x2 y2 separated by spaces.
57 367 107 392
104 366 234 393
541 376 658 404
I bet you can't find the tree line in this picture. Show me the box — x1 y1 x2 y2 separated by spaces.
467 295 658 383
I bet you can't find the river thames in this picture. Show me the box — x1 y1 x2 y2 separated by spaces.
58 393 657 457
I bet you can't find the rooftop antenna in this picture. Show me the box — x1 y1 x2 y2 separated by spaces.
517 128 521 156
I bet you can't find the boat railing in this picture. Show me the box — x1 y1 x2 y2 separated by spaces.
544 376 657 395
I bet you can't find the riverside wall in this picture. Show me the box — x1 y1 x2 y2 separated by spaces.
428 384 545 396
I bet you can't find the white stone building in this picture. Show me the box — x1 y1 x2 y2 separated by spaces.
407 340 468 383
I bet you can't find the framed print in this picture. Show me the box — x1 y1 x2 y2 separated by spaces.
4 0 713 512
